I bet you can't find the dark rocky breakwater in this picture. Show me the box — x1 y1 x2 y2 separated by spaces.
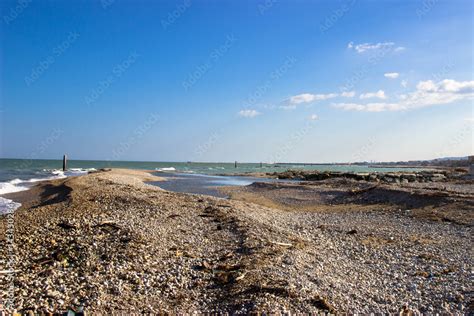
269 169 464 184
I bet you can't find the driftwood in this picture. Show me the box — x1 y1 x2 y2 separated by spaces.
271 241 293 247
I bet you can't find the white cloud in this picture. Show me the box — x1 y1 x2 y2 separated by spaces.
394 46 406 52
416 80 438 92
238 109 261 118
333 79 474 112
286 91 355 107
309 114 319 121
360 90 386 99
401 80 408 88
289 93 338 104
384 72 399 79
341 91 356 98
280 104 297 110
347 41 405 54
332 103 365 111
333 102 400 112
418 79 474 93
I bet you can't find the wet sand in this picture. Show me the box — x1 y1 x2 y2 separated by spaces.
0 169 472 314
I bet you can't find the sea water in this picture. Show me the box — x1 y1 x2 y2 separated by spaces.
0 158 426 212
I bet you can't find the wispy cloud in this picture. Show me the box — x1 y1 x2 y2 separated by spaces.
333 79 474 112
282 91 355 110
341 91 356 97
289 93 338 104
279 93 334 110
238 109 261 118
347 41 405 54
384 72 399 79
360 90 386 99
308 114 319 121
417 79 474 93
401 80 408 88
333 102 399 112
394 46 406 53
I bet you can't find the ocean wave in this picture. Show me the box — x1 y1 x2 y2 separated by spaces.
155 167 176 172
0 197 21 215
42 168 96 178
27 169 94 183
0 180 29 195
0 168 95 213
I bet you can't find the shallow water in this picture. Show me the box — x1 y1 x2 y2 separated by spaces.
0 158 426 181
0 158 427 210
149 172 279 198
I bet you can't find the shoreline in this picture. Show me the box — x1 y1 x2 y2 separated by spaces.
0 168 472 314
1 168 166 210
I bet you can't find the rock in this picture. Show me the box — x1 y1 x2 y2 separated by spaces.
57 221 76 230
369 174 378 182
199 261 212 271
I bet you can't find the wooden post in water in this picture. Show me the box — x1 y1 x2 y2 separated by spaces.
63 154 67 171
469 156 474 177
260 162 263 168
235 161 237 168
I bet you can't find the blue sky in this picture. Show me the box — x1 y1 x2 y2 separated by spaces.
0 0 472 163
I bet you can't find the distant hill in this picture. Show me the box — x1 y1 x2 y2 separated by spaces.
432 156 468 161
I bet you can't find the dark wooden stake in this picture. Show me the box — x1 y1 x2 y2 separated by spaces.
469 155 474 176
235 161 237 168
63 154 67 171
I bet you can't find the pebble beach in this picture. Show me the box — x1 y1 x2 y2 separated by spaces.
0 168 472 314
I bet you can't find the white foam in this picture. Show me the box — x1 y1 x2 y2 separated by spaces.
35 168 95 182
0 167 97 215
10 178 23 185
0 180 29 195
155 167 176 172
0 197 21 215
0 168 95 201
